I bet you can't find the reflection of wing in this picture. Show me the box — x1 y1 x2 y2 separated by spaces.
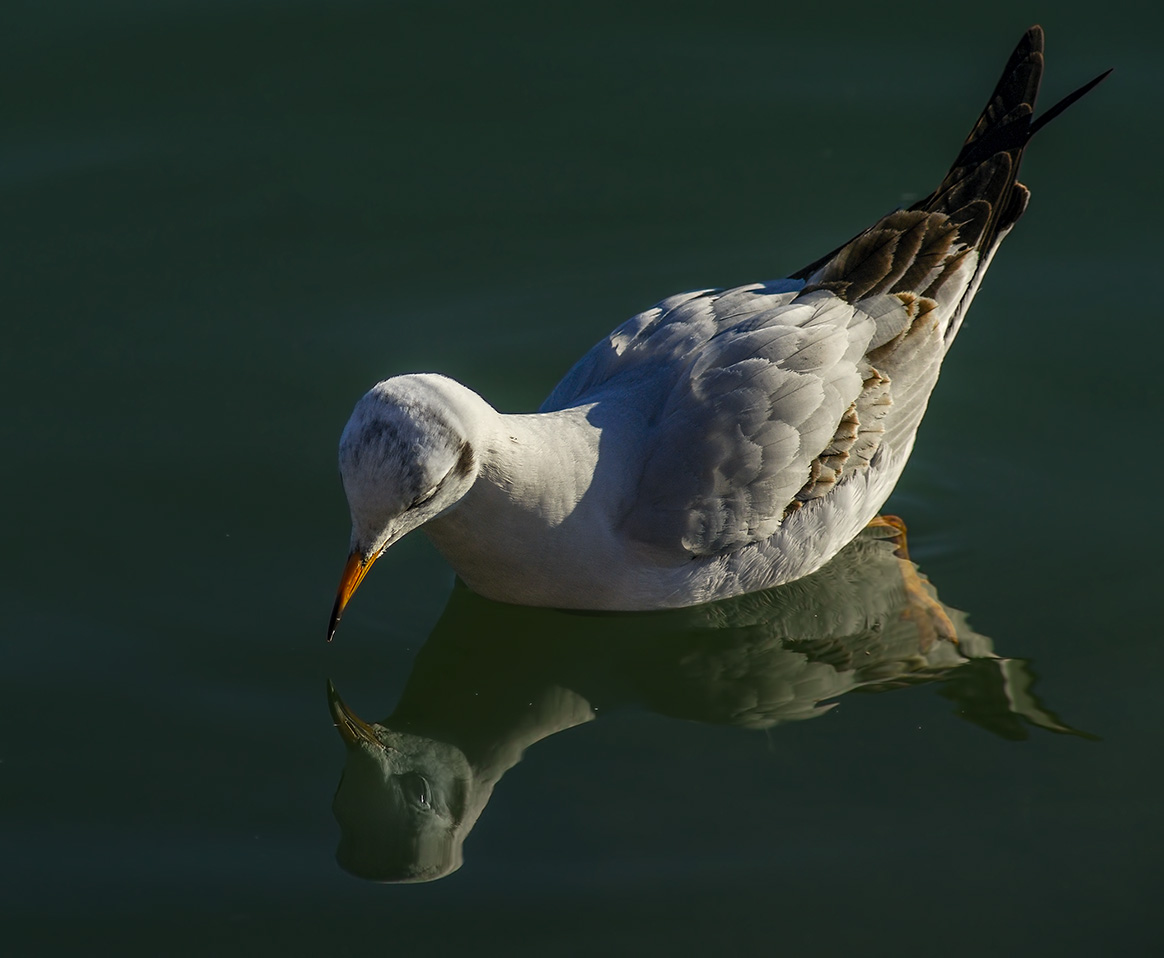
936 658 1098 742
628 528 978 728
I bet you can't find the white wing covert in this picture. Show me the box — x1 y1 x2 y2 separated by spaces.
620 288 909 557
542 276 932 561
542 282 803 412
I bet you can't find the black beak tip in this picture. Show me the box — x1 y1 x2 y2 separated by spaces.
326 601 343 644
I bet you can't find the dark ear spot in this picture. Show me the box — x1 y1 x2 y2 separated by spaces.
454 441 475 478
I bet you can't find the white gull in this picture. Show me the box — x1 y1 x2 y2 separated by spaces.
327 26 1107 639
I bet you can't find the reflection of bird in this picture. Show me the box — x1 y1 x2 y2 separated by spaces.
328 526 1085 883
328 27 1108 639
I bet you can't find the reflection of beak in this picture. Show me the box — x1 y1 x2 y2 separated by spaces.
327 678 382 748
327 550 378 642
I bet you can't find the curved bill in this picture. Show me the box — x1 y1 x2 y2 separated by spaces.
327 678 381 747
327 551 377 642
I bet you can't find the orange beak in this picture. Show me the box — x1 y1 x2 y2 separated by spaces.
327 550 378 642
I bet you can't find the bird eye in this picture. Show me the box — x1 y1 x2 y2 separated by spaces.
399 772 432 809
409 485 439 510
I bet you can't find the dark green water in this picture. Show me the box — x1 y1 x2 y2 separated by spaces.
5 2 1160 954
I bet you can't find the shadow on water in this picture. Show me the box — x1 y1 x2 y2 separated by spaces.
325 524 1088 883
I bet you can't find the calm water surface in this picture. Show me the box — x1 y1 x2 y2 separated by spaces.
4 1 1160 954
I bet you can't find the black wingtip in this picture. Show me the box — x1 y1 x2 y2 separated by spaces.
939 29 1109 193
1028 67 1113 138
945 26 1047 172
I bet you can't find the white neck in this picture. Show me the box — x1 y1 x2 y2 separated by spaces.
424 401 649 606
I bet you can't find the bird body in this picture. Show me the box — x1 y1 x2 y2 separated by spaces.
415 281 920 609
328 27 1107 636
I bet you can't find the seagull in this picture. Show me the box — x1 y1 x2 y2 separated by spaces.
327 26 1107 640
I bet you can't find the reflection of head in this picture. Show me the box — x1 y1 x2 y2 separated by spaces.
330 684 476 882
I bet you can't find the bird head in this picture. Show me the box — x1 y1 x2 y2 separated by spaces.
328 374 482 640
